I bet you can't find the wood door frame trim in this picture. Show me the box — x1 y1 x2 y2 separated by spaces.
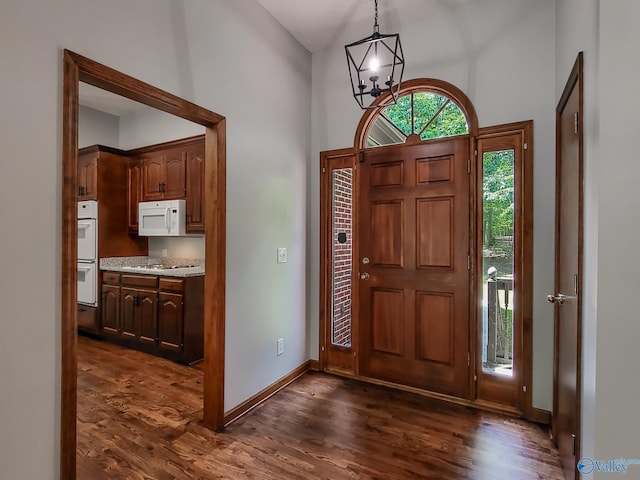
552 51 584 456
319 148 357 372
474 120 534 418
61 50 226 479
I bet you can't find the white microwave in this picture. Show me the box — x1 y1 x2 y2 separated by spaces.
138 199 187 236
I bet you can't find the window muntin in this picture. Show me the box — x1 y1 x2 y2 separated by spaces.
366 91 469 147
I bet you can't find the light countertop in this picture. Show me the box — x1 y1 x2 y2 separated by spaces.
100 256 205 278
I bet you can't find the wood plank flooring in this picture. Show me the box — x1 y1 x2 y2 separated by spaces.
77 336 564 479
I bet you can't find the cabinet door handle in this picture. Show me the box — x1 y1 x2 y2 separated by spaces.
159 182 165 193
78 185 85 196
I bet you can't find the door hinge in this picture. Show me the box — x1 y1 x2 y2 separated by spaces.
467 255 471 270
572 433 577 455
473 374 477 382
467 352 470 366
474 149 478 157
467 157 471 174
574 274 579 295
524 142 528 150
574 112 579 134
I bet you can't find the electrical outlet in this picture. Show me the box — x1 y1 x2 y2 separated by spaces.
277 338 284 356
277 247 287 264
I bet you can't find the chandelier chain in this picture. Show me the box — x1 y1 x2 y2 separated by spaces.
374 0 379 31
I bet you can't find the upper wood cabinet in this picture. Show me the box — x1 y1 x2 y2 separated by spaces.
186 144 205 234
78 151 98 200
127 158 142 233
141 149 186 201
128 135 205 234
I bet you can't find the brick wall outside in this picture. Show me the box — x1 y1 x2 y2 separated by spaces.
332 168 352 346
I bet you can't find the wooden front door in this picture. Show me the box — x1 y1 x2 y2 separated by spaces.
358 138 471 398
552 53 583 480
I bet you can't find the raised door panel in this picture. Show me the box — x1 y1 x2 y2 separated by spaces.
186 145 205 233
416 292 453 365
163 150 187 199
137 290 158 345
159 292 184 352
371 201 404 268
78 154 98 200
127 160 142 232
142 154 164 201
101 284 120 335
120 287 138 339
371 288 404 355
416 197 453 268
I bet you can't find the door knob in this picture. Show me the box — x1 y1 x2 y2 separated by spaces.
360 272 370 280
547 294 565 305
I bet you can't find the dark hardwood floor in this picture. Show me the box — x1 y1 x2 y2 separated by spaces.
77 335 564 479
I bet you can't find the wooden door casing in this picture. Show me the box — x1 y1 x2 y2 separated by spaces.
553 53 583 480
358 138 471 398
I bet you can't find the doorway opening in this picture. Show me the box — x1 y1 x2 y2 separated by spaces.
61 50 226 480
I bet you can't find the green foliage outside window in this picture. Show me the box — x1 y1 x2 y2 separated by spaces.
375 91 468 142
483 150 515 246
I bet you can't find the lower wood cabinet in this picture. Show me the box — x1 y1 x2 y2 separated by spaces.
99 271 203 364
77 304 99 335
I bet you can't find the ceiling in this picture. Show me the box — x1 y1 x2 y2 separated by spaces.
254 0 474 53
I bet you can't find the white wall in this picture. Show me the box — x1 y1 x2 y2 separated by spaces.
148 236 205 260
78 105 120 148
555 0 600 461
0 0 310 478
309 0 557 411
592 1 640 467
118 105 204 150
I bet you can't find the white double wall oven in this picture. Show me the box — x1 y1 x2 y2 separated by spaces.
77 200 98 306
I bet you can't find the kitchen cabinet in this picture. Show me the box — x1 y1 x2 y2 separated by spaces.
127 158 142 233
77 304 99 335
141 149 186 201
128 135 205 233
99 271 203 364
101 272 121 336
77 152 98 200
186 144 205 234
121 286 158 344
159 292 184 352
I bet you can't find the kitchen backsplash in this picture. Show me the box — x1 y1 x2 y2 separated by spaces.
148 236 205 259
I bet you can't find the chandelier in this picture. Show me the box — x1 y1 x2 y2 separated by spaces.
345 0 405 109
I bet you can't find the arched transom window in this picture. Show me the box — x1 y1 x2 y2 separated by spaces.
366 90 469 148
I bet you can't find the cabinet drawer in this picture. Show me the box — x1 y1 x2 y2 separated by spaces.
159 278 184 293
121 274 158 288
103 271 120 285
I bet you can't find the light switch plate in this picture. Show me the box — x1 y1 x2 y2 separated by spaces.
277 247 287 264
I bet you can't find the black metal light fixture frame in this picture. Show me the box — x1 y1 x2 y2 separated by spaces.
345 0 405 109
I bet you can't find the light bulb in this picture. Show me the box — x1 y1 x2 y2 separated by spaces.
369 57 380 72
